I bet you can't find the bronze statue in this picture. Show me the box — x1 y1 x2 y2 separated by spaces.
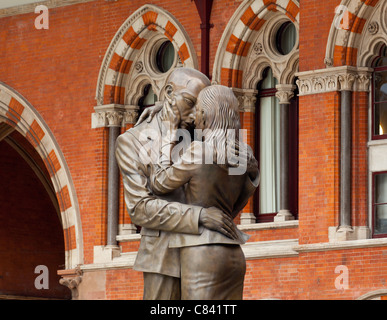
115 68 259 300
150 85 259 299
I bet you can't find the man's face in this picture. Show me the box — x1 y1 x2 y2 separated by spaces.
170 78 208 129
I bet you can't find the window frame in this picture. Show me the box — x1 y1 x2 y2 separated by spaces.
371 65 387 140
254 68 299 222
372 171 387 238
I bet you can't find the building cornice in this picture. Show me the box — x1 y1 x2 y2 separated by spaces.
0 0 96 18
296 66 373 96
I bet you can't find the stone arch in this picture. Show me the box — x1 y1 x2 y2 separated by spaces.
212 0 300 89
95 4 199 107
0 82 83 269
324 0 386 68
357 289 387 300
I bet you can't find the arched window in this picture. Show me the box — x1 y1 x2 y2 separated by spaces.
255 68 299 223
256 68 280 221
138 84 157 116
372 44 387 139
372 43 387 238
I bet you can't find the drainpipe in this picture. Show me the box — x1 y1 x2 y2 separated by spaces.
193 0 214 78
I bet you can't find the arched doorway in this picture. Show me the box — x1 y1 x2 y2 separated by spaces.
0 125 71 299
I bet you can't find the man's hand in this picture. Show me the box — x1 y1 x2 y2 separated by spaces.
199 207 238 240
134 101 163 127
161 100 180 132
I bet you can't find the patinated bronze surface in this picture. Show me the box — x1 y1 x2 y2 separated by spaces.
115 68 259 300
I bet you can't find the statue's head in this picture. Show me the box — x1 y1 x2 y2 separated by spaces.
195 85 241 132
164 67 210 129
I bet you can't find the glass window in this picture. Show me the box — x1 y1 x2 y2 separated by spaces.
276 21 297 55
257 68 281 218
156 41 175 73
255 68 299 222
138 84 157 116
372 44 387 139
259 70 280 214
373 172 387 237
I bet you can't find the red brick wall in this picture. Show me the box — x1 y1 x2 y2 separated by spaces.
298 92 340 245
299 0 340 71
0 0 203 265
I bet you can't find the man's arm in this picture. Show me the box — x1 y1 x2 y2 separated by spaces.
116 133 201 234
116 133 237 239
231 148 260 218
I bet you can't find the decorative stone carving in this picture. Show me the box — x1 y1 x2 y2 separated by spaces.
134 61 143 73
252 42 263 55
275 84 296 104
296 66 373 96
338 73 356 91
106 111 124 127
367 21 379 35
91 104 140 128
58 267 83 300
124 109 139 125
233 89 257 113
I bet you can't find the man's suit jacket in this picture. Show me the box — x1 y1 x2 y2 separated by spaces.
115 112 203 278
115 110 259 278
150 140 259 248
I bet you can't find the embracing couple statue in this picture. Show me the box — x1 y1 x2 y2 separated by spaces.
115 67 259 300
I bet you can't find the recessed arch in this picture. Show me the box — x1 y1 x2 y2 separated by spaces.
212 0 299 89
324 0 385 68
0 81 83 269
95 4 198 106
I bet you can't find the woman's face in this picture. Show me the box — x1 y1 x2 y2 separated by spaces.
194 101 205 130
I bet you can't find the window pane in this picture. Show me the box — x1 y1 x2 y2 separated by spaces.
261 68 277 89
259 96 280 214
156 41 175 73
143 85 156 106
376 173 387 204
374 70 387 102
375 204 387 235
277 22 297 55
374 102 387 135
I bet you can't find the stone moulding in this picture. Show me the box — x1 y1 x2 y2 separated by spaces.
296 66 372 96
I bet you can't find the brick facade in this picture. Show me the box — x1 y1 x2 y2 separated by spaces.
1 0 387 300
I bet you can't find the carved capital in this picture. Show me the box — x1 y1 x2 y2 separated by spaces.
58 267 83 300
91 104 139 128
233 89 257 113
106 110 124 127
275 84 296 104
338 73 356 91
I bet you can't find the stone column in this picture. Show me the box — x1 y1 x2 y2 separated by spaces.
335 73 356 240
274 84 296 222
236 89 258 225
91 104 139 247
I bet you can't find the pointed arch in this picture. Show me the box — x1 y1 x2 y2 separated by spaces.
95 4 199 106
212 0 300 89
0 82 83 269
324 0 385 68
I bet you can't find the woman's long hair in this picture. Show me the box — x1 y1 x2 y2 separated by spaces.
196 85 242 167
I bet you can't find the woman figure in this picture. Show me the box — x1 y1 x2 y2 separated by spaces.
150 85 259 300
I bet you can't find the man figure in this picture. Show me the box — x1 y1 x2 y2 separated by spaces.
115 68 237 300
